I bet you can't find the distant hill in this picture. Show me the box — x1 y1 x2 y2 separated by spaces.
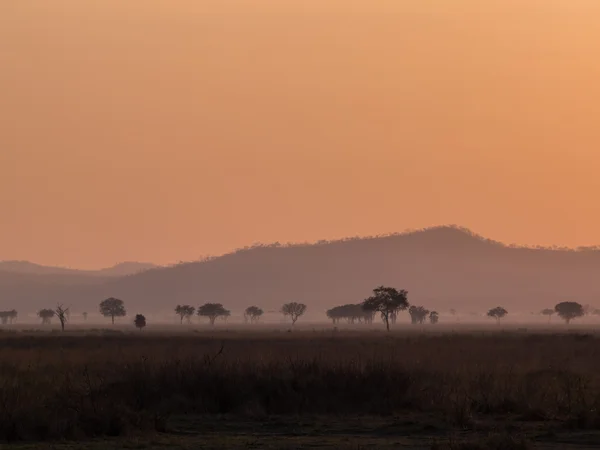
0 261 157 277
2 226 600 318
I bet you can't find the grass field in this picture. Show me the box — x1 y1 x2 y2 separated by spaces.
1 324 600 449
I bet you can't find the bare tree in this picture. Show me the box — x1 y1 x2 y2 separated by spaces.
362 286 409 332
99 298 126 325
55 304 70 332
281 302 307 326
175 305 196 324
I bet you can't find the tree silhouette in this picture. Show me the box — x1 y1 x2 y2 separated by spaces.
429 311 439 324
540 308 555 323
487 307 508 324
0 310 17 325
326 304 374 324
554 302 584 325
362 286 409 332
55 304 69 332
38 309 55 325
134 314 146 330
99 298 126 325
244 306 264 324
175 305 196 324
197 303 230 326
281 302 307 326
409 306 430 325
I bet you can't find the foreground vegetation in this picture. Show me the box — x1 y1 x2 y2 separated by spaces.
1 328 600 448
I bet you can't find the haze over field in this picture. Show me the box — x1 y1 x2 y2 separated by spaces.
2 1 600 270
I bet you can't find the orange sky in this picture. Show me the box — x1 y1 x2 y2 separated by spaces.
2 0 600 269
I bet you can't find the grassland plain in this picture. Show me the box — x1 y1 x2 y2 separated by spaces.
1 325 600 449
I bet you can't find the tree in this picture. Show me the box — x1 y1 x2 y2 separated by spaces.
244 306 264 324
134 314 146 330
55 304 69 332
197 303 230 326
487 307 508 323
99 298 126 325
281 302 307 326
326 304 373 325
540 308 555 323
38 309 55 325
429 311 439 324
362 286 409 332
82 312 88 321
175 305 196 324
409 305 430 325
555 302 584 325
0 310 17 325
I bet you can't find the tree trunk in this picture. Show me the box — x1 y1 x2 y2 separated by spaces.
384 314 390 332
180 316 183 324
112 315 115 325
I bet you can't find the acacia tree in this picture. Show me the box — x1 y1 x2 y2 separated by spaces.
409 306 430 325
197 303 230 326
362 286 409 332
0 310 16 325
55 304 69 332
175 305 196 324
134 314 146 330
281 302 307 326
244 306 264 324
555 302 584 325
38 309 55 325
540 308 555 323
99 298 126 325
487 307 508 324
429 311 439 324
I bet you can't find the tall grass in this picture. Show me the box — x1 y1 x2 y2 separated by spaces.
0 330 599 441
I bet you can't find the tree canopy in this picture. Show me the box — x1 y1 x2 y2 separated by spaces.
134 314 147 330
197 303 230 325
409 305 430 325
175 305 196 324
362 286 409 331
244 306 264 323
99 298 126 324
38 309 55 324
554 302 584 324
326 304 374 324
487 307 508 323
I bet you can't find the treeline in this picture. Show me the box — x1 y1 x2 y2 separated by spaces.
1 288 597 331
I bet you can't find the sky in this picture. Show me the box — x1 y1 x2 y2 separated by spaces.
2 0 600 269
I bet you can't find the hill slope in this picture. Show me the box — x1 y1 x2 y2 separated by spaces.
0 261 158 277
2 226 600 318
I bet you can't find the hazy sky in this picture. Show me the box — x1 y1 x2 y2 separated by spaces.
2 1 600 268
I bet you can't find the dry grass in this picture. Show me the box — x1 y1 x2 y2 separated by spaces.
0 327 599 443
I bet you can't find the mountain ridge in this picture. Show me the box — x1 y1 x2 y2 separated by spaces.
2 226 600 317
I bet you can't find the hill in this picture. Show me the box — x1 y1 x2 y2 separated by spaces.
0 261 158 277
2 226 600 319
